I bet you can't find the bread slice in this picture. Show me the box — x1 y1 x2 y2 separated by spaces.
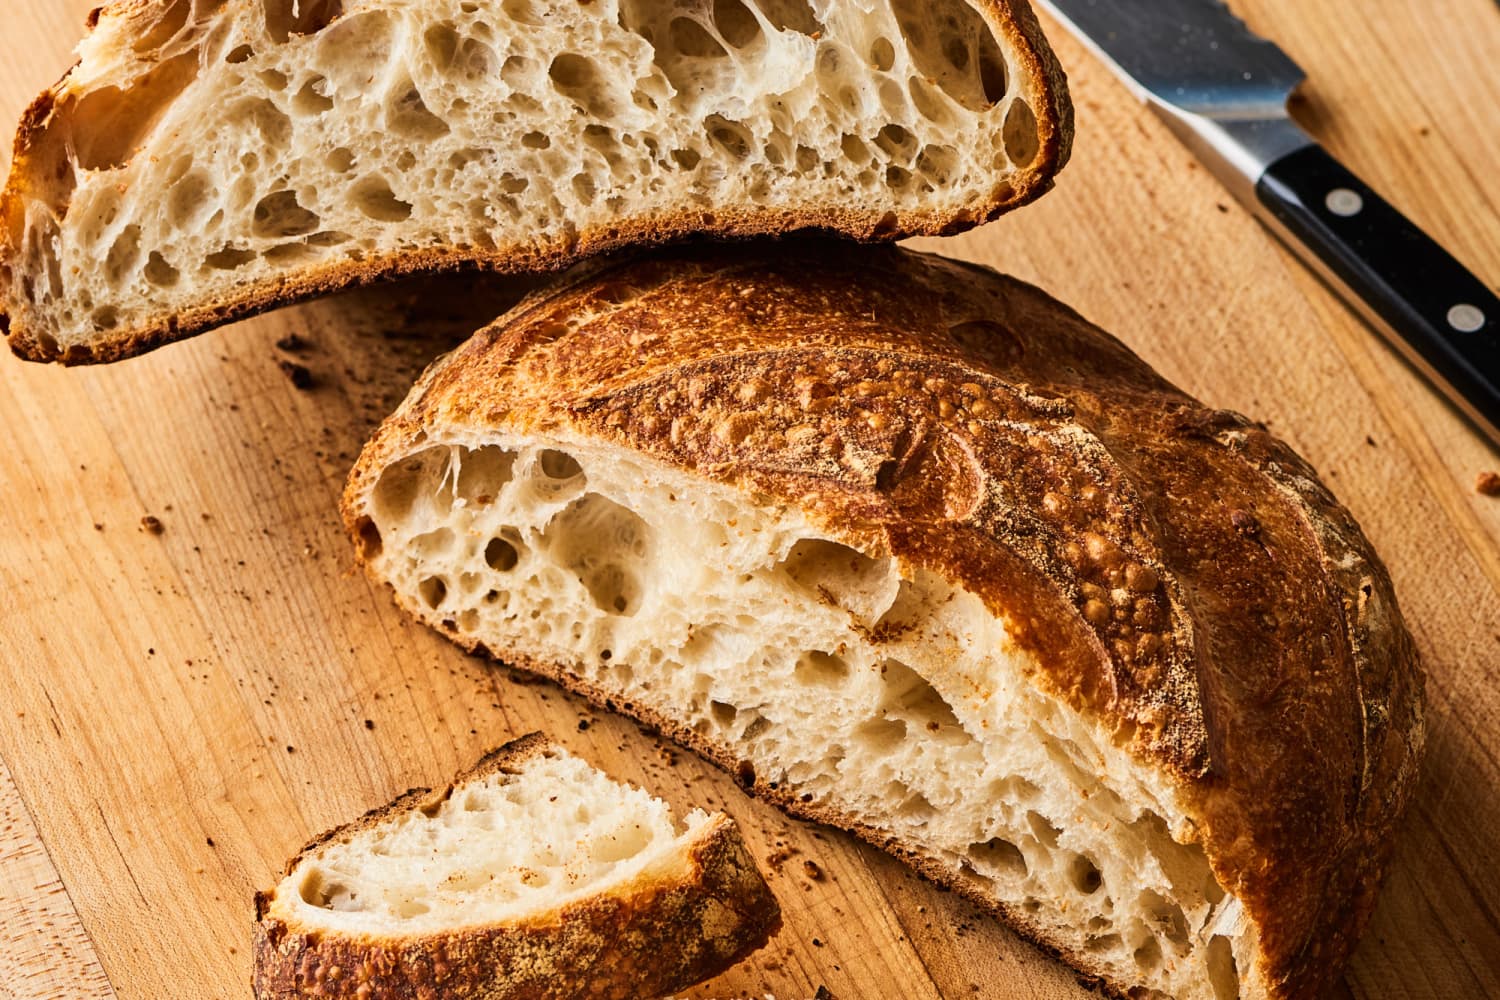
0 0 1070 364
253 732 781 999
342 243 1425 1000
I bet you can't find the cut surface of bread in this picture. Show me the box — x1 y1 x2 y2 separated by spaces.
0 0 1070 363
254 732 780 999
343 244 1424 1000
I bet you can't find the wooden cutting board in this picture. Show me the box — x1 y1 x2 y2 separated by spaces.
1 2 1497 998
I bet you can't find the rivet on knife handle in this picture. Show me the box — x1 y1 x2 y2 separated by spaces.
1255 145 1500 446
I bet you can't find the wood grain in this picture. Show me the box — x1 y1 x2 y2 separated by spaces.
0 1 1496 998
0 756 115 1000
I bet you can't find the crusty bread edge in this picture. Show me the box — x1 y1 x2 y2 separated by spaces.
252 732 782 1000
0 0 1073 365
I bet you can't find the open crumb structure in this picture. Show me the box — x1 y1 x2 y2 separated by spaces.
1 0 1070 361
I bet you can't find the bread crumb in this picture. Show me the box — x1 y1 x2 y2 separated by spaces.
1476 471 1500 496
278 359 315 389
140 515 164 534
275 332 308 352
815 988 835 1000
802 859 824 881
363 719 375 730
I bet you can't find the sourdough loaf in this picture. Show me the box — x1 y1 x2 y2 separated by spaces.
342 244 1424 1000
254 732 780 999
0 0 1069 363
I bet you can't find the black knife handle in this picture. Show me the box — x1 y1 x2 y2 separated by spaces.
1256 144 1500 441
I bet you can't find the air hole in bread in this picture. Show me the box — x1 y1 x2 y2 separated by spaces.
1133 937 1163 972
711 0 761 48
544 493 648 616
1069 854 1103 895
875 123 915 160
426 24 498 81
292 76 334 115
870 36 896 71
1003 99 1039 168
386 80 451 140
538 449 584 481
1140 890 1190 950
419 576 449 609
204 246 256 269
1087 933 1123 954
104 226 143 286
257 67 289 91
353 177 413 222
264 0 345 44
231 97 293 147
485 534 521 572
372 447 452 522
794 650 849 687
852 715 906 751
456 445 517 501
907 76 951 126
411 528 456 559
1207 935 1241 1000
1026 810 1061 849
779 538 894 623
143 251 181 287
500 0 544 27
670 17 728 60
897 788 936 820
878 659 967 741
549 54 616 118
890 0 1005 111
252 191 321 238
133 0 192 54
705 116 752 159
66 51 200 171
967 837 1026 878
264 242 315 264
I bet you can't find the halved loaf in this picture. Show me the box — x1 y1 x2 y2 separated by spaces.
0 0 1070 363
253 732 781 999
342 244 1425 1000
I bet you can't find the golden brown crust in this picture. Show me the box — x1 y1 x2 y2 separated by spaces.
0 0 1073 365
343 243 1424 1000
253 733 781 1000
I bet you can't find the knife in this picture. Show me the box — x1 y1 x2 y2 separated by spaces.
1034 0 1500 447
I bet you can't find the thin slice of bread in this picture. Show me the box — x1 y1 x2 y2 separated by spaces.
0 0 1070 364
253 732 781 999
341 244 1424 1000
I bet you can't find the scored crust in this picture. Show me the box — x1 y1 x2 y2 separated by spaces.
0 0 1072 364
253 732 782 1000
342 243 1425 999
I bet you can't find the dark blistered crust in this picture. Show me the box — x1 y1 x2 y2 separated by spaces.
0 0 1073 365
342 244 1424 1000
252 734 782 1000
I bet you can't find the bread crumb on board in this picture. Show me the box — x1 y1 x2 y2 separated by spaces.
1476 471 1500 496
278 359 315 390
139 515 164 534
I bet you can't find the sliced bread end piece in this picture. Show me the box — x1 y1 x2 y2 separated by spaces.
253 732 781 1000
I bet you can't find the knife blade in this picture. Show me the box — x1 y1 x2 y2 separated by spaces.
1035 0 1500 448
